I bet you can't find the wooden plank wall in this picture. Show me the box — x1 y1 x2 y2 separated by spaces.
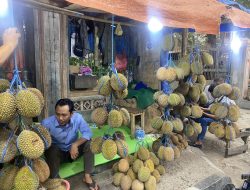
34 10 68 117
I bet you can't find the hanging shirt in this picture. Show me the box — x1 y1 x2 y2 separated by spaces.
204 85 214 104
41 112 92 152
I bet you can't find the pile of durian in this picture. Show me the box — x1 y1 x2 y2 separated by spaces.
112 146 166 190
91 106 130 128
97 73 128 99
207 83 241 141
0 80 67 190
90 131 129 160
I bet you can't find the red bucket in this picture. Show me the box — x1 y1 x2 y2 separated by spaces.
62 180 70 190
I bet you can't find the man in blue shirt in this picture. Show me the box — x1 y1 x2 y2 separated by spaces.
42 98 99 190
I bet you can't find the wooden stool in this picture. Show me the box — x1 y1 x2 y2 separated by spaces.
127 108 145 138
225 128 250 158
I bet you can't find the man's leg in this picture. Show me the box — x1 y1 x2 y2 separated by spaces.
44 144 68 178
78 140 97 189
197 117 214 142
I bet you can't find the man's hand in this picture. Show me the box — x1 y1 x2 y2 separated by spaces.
70 143 79 160
3 28 20 49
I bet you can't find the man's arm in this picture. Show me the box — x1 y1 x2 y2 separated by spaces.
203 111 218 120
0 28 20 65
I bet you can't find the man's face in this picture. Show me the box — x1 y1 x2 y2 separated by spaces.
55 105 72 126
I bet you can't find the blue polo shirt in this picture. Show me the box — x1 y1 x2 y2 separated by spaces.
41 112 92 152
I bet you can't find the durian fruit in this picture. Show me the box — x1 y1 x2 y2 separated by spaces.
228 105 240 122
0 128 17 163
27 88 45 109
225 126 236 141
138 166 151 182
113 172 125 186
214 125 225 138
137 147 150 161
172 118 183 132
214 83 233 97
193 122 202 135
156 165 166 175
201 52 214 66
118 158 129 173
184 124 194 137
120 108 130 126
150 152 160 166
214 105 228 119
179 60 190 77
127 168 136 181
90 137 103 154
120 175 132 190
180 105 191 118
176 82 189 96
232 123 240 137
0 92 16 123
17 130 44 159
32 158 50 183
157 146 165 160
228 87 241 100
195 83 205 93
161 120 173 134
210 103 220 114
132 159 144 173
145 176 157 190
151 116 163 130
0 79 10 92
209 122 221 134
110 73 128 91
191 59 203 75
16 90 41 118
170 80 179 91
41 178 64 189
108 110 123 128
197 75 207 86
188 85 200 103
91 107 108 126
101 139 117 160
151 139 162 153
14 166 39 190
177 93 185 106
173 146 181 159
97 75 112 96
191 105 203 118
113 131 125 141
168 93 181 106
115 89 128 99
152 169 161 183
30 124 52 149
0 165 19 190
212 86 221 98
125 154 136 166
199 92 208 105
157 94 168 107
164 68 177 82
116 140 129 158
144 159 154 173
153 91 164 101
163 147 175 161
131 179 144 190
175 67 185 80
112 163 119 173
156 67 167 81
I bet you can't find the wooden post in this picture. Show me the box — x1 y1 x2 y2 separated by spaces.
182 28 188 57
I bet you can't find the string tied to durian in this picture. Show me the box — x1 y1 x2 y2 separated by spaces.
161 134 173 148
30 124 50 149
0 130 14 163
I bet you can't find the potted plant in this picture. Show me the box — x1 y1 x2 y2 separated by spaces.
69 57 80 74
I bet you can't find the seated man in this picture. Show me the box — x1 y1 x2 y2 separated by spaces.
42 98 99 190
191 79 235 149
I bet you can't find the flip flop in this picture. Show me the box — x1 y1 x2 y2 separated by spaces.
85 179 100 190
189 142 203 149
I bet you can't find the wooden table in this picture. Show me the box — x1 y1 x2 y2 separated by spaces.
126 108 145 138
